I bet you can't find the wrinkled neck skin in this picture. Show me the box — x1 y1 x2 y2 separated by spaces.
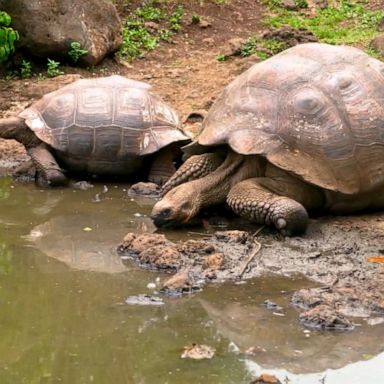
152 149 266 226
0 116 41 148
193 150 264 210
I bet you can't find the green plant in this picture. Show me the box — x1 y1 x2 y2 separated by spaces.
0 11 19 63
135 4 165 20
264 0 384 46
191 13 201 24
294 0 308 8
20 59 32 78
169 5 184 31
47 59 64 77
68 41 88 63
216 53 226 61
240 37 287 59
119 2 185 61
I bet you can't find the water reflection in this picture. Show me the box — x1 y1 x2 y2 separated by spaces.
0 179 383 384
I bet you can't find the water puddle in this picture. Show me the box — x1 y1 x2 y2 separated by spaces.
0 179 382 383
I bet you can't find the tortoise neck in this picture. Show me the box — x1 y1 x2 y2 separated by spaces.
0 116 41 148
194 149 265 209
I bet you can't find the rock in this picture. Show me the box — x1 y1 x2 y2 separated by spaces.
197 18 212 28
127 182 160 197
214 230 249 243
370 34 384 56
299 304 355 331
161 269 201 295
177 239 216 256
222 38 246 58
72 180 94 190
263 299 283 311
250 373 282 384
138 244 182 270
202 253 224 270
279 0 298 10
262 26 318 48
202 37 215 46
0 0 122 66
117 233 169 256
181 344 215 359
125 294 164 306
378 17 384 32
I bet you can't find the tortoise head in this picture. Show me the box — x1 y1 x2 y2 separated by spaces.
151 181 201 227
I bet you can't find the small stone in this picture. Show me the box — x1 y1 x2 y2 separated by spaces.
138 245 181 270
250 373 282 384
181 344 215 359
202 252 224 270
127 182 160 197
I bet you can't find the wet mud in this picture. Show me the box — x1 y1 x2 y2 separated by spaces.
118 215 384 329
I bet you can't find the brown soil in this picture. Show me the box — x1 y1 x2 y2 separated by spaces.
1 0 384 329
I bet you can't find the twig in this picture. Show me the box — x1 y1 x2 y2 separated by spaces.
187 231 214 236
238 226 265 278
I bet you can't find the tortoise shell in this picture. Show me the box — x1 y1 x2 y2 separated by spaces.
195 43 384 194
19 75 188 175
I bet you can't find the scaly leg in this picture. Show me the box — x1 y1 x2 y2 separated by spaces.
227 166 324 235
148 147 177 186
28 144 68 187
160 152 224 195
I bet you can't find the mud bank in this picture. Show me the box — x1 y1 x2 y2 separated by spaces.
118 216 384 329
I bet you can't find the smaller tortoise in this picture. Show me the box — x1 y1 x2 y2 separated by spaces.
0 75 190 186
151 43 384 235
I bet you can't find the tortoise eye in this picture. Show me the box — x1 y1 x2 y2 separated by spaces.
293 90 324 115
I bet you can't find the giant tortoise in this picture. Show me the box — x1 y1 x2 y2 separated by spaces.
0 75 190 186
151 43 384 235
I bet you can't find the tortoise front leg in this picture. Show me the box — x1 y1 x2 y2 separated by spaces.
28 144 68 187
227 167 324 235
160 153 224 195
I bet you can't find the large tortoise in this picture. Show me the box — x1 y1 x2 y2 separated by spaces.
151 43 384 235
0 75 190 186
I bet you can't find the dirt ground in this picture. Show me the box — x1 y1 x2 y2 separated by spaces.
1 0 384 329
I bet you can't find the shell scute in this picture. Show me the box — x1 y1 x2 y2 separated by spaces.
198 43 384 194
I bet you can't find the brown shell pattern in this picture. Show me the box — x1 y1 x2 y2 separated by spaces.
19 75 188 159
197 43 384 194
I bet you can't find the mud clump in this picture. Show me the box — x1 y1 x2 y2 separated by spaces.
292 275 384 319
262 26 318 48
117 216 384 329
127 182 160 197
298 304 355 331
138 244 181 271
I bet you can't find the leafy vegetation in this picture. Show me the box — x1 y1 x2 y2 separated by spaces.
264 0 384 46
240 37 287 59
119 1 184 61
0 11 19 63
20 59 32 78
68 41 88 63
47 58 64 77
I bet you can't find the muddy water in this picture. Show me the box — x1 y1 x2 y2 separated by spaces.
0 178 383 384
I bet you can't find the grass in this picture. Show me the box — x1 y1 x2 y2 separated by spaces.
264 0 384 47
119 1 184 61
240 37 287 59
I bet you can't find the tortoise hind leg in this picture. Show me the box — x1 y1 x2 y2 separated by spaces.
28 144 68 187
227 165 324 236
147 147 178 186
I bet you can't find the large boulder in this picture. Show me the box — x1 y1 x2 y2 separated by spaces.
0 0 122 66
370 34 384 56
